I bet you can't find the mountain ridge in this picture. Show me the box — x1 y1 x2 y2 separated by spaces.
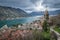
29 10 60 16
0 6 29 20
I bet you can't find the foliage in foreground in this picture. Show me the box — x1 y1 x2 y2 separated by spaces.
32 30 50 40
54 26 60 33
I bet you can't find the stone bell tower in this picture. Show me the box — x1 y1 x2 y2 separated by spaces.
44 8 49 21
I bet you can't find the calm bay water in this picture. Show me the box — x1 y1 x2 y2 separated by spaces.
0 16 41 28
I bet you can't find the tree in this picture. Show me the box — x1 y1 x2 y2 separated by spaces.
42 20 48 32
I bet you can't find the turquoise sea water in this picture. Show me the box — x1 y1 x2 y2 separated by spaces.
0 16 41 28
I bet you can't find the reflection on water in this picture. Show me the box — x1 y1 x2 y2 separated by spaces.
0 16 42 27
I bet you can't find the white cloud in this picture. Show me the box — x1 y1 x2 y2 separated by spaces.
0 0 60 13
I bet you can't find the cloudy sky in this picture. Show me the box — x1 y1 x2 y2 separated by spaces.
0 0 60 13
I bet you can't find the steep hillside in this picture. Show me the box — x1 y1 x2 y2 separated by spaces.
0 6 29 20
